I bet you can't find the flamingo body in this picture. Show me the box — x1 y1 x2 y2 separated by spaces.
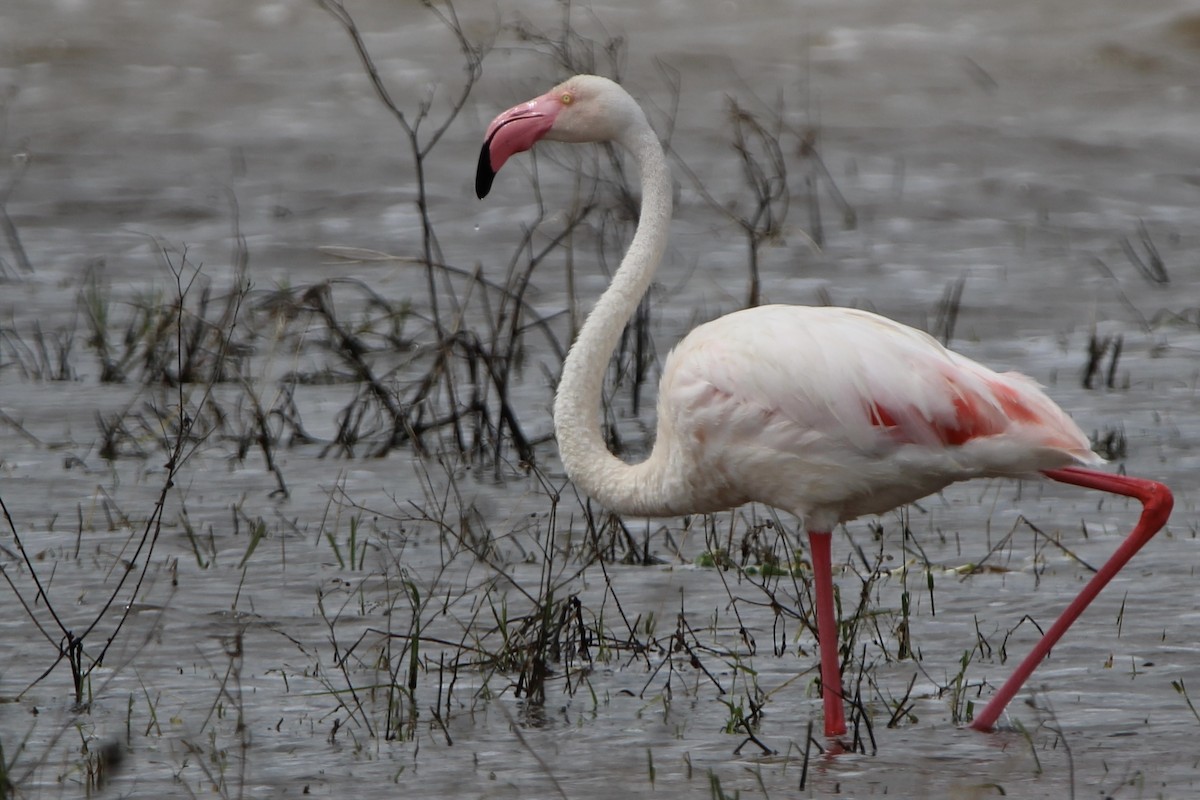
648 304 1098 530
476 74 1172 739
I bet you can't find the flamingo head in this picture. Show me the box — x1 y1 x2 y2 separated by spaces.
475 74 631 199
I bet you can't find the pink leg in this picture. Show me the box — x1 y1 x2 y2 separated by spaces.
809 530 847 737
970 467 1173 731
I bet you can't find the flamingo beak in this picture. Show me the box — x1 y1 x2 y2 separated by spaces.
475 92 561 199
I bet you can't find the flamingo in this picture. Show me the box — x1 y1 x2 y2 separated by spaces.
474 74 1173 737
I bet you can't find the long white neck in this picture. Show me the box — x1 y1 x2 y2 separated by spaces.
552 110 688 516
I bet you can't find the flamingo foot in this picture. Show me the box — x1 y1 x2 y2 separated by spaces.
969 467 1173 731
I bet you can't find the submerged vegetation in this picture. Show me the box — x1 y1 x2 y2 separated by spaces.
0 1 1194 798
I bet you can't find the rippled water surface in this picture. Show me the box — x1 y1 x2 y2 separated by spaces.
1 0 1198 797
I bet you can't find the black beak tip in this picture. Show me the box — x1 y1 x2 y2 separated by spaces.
475 142 495 199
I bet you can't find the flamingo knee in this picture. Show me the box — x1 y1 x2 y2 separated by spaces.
969 467 1173 731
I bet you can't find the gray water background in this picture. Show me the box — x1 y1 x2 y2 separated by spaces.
1 0 1199 797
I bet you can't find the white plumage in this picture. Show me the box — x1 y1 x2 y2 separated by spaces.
648 304 1099 530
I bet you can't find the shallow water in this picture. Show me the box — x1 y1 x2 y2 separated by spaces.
1 0 1198 797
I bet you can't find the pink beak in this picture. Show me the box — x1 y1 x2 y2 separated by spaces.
475 91 561 199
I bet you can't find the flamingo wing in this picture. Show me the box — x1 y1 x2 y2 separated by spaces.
656 305 1098 525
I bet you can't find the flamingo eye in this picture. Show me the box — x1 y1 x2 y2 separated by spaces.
560 92 573 105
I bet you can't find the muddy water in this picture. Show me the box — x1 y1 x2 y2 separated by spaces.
1 0 1199 797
